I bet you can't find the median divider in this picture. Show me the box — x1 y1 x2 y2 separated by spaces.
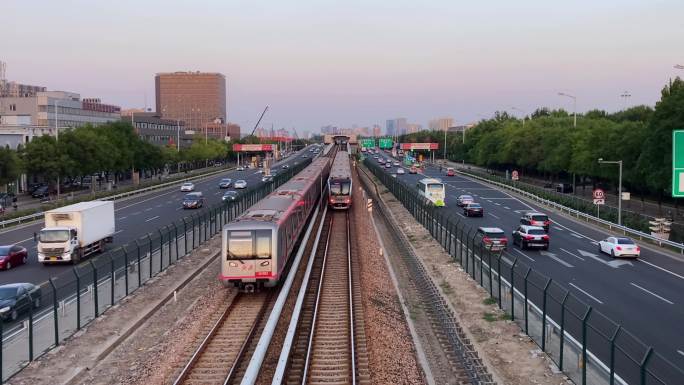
0 158 313 383
361 158 684 385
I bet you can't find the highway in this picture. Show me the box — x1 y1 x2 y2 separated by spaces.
0 146 319 287
370 151 684 379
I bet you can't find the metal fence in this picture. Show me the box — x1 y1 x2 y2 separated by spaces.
0 158 312 383
363 159 684 385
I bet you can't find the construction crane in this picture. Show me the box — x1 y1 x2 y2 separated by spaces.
249 106 269 137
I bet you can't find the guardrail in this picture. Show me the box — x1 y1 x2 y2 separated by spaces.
0 166 235 230
453 168 684 254
0 158 313 383
362 159 684 385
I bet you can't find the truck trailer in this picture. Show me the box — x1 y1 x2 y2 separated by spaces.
36 201 115 264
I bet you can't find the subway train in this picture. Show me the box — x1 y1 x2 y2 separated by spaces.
220 157 331 292
327 150 352 209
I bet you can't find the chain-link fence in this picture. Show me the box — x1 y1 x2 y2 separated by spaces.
0 158 312 382
363 159 684 385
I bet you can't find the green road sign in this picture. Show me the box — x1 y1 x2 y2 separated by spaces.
379 137 393 149
673 130 684 197
361 138 375 148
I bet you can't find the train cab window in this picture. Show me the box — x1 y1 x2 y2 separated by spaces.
330 179 351 196
255 230 271 258
227 231 252 259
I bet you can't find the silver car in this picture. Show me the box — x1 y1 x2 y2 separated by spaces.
234 180 247 189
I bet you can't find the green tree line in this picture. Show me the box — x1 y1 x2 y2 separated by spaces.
399 77 684 203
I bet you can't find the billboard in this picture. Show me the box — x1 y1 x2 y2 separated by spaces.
379 138 393 149
232 144 274 152
673 130 684 197
399 143 439 150
361 138 375 148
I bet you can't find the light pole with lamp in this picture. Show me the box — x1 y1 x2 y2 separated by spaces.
558 92 577 127
620 91 631 110
511 107 526 127
54 99 61 201
598 158 623 226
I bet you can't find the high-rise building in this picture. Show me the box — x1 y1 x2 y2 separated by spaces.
406 123 422 134
155 71 227 130
387 118 409 136
372 124 382 137
429 117 454 131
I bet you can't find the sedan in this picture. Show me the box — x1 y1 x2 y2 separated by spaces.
456 195 474 207
262 175 274 183
282 165 290 169
512 226 549 250
0 245 28 270
598 237 640 258
397 168 405 175
180 182 195 192
222 191 238 202
0 283 42 321
236 165 245 171
393 161 400 167
32 185 50 199
385 163 392 169
234 180 247 189
463 203 484 217
218 178 232 189
446 168 455 177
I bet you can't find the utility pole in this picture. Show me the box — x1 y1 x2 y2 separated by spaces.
598 158 623 226
558 92 577 128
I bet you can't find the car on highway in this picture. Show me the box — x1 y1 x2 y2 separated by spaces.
262 175 274 183
446 168 455 176
598 237 640 258
222 191 238 202
456 194 474 207
282 164 289 169
397 168 405 175
520 212 551 231
0 245 28 270
0 283 41 321
180 182 195 192
512 225 549 250
31 185 50 199
393 161 400 166
384 162 392 169
477 227 507 251
218 178 232 189
182 192 204 209
373 155 379 159
236 165 245 171
463 203 484 217
234 180 247 189
409 166 418 174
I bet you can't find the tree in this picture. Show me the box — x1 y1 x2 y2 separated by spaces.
21 135 66 185
0 146 22 187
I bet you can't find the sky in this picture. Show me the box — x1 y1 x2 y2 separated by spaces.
2 0 684 134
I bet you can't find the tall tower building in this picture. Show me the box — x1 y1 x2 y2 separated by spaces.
155 71 227 130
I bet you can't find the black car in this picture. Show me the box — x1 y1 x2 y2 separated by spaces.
463 203 484 217
555 183 573 193
218 178 232 189
0 283 42 321
182 192 204 209
222 191 238 202
32 185 50 199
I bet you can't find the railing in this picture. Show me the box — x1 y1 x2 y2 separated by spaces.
0 165 235 229
454 168 684 253
362 159 684 385
0 158 312 383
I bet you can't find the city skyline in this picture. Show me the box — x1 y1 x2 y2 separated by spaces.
2 0 683 132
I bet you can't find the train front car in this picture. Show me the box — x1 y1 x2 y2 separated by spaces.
327 151 352 209
221 157 331 292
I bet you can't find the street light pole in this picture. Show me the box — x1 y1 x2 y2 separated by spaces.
620 91 631 110
511 107 526 127
558 92 577 127
598 158 623 226
54 99 60 201
443 127 447 162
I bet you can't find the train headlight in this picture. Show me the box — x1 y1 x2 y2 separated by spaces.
260 261 270 266
228 262 238 267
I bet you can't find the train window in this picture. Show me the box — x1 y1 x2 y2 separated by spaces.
227 231 252 259
255 230 271 258
330 179 351 196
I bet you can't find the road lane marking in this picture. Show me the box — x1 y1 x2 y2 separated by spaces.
145 216 160 222
512 248 535 262
480 197 517 200
114 230 124 235
495 203 501 206
14 237 34 244
131 211 141 215
638 260 684 281
569 283 604 304
570 233 583 239
678 350 684 357
553 226 563 231
540 251 574 268
118 216 128 220
489 213 500 219
630 282 674 305
503 206 510 210
560 248 585 261
144 207 153 212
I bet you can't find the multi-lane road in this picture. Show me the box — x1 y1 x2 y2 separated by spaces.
0 146 319 286
370 151 684 375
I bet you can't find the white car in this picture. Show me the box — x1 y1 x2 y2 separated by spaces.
234 180 247 189
236 165 245 171
598 237 640 258
456 195 474 207
397 168 405 175
180 182 195 192
393 161 400 167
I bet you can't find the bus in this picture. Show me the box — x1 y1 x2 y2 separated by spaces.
417 178 445 207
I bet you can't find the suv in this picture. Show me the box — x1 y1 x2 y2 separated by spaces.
218 178 232 189
556 183 573 193
520 212 551 231
512 225 549 250
477 227 507 251
182 192 204 209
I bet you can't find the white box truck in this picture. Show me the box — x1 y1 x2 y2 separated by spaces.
36 201 115 264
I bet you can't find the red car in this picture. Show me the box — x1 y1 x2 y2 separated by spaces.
0 245 28 270
446 168 455 176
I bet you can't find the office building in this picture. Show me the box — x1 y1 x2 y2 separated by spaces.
429 117 454 131
155 71 227 130
121 110 191 148
406 123 422 134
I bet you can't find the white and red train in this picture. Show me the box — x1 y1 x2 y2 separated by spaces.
220 157 331 291
327 150 352 209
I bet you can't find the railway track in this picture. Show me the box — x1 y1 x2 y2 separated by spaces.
172 292 270 385
279 211 369 385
